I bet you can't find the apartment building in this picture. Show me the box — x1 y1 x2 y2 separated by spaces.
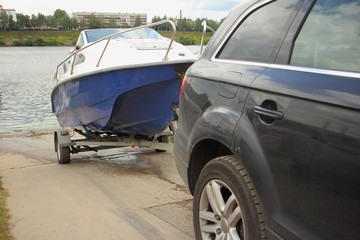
0 4 17 21
72 12 147 27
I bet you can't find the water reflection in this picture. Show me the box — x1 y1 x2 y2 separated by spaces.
0 89 2 108
0 47 69 134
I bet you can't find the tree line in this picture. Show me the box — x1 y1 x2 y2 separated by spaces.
0 9 223 31
0 9 76 30
151 16 222 32
0 9 120 30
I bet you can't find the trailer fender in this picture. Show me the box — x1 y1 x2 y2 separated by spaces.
54 129 72 152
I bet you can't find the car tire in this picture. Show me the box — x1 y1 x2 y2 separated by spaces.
193 155 266 240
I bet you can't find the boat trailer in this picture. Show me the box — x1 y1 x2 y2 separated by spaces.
54 128 174 164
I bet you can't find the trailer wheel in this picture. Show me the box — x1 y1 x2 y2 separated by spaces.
155 149 166 152
55 134 70 164
155 135 168 152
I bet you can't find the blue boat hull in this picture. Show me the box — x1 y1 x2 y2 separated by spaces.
51 63 190 136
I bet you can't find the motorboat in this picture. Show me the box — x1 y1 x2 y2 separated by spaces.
51 20 196 137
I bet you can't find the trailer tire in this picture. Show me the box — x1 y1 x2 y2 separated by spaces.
155 135 168 152
55 134 70 164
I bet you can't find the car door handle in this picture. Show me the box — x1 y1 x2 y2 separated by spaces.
254 106 283 120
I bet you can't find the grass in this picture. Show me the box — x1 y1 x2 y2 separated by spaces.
0 30 79 46
0 30 79 39
0 176 13 240
159 30 213 44
0 30 212 46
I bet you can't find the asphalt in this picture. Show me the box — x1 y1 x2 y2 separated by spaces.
0 132 194 240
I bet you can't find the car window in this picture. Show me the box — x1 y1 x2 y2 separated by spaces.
217 0 301 63
291 0 360 72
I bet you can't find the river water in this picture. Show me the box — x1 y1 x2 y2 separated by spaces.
0 46 200 135
0 47 70 134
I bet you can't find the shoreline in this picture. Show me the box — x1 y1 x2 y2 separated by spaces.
0 129 56 139
0 30 211 47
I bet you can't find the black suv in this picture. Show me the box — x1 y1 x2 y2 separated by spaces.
174 0 360 239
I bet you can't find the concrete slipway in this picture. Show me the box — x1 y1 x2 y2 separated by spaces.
0 132 194 240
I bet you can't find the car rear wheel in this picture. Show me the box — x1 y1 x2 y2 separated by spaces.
193 155 265 240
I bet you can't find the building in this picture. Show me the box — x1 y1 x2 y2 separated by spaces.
0 3 17 21
72 12 147 27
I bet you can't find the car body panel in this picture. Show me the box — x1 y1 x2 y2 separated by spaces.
240 67 360 239
173 0 360 239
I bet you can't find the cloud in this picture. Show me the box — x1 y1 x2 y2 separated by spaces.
192 0 238 11
4 0 236 21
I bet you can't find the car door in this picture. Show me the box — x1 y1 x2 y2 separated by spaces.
242 0 360 239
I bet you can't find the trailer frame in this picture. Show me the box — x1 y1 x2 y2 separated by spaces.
54 128 173 164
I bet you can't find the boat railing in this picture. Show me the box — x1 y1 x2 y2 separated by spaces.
199 20 216 56
54 19 177 82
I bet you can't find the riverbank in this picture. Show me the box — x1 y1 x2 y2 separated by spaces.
0 176 12 240
0 30 212 46
0 31 78 46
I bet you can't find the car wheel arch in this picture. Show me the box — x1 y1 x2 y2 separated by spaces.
187 138 233 194
185 106 241 194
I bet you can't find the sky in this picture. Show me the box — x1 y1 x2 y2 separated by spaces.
2 0 239 21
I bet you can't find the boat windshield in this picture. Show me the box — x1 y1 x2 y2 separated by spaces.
85 29 124 43
85 28 162 43
118 29 162 39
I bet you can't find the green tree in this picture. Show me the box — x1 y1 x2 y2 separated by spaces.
194 18 202 32
71 18 79 30
88 14 102 29
8 14 16 30
151 15 162 30
161 15 172 31
151 15 173 31
53 9 68 28
37 13 46 29
79 19 87 29
46 15 55 28
151 15 161 23
194 18 220 32
16 13 30 29
108 18 118 28
134 15 141 27
177 18 192 31
29 14 37 28
53 9 67 20
207 19 219 31
0 12 9 30
37 13 46 25
3 9 222 33
119 23 130 28
60 15 72 30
